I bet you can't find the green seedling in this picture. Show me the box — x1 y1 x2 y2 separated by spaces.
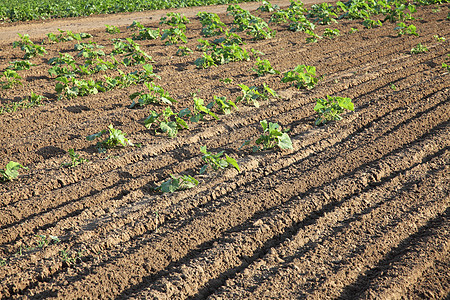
257 0 279 12
156 174 198 193
213 96 238 115
307 2 338 25
0 161 28 182
362 18 383 29
442 54 450 71
160 12 190 26
236 83 278 107
36 235 60 248
349 28 359 34
189 96 219 122
220 77 233 84
59 248 84 265
144 107 189 138
87 125 133 152
252 57 280 76
433 35 445 42
0 92 45 114
0 258 5 266
62 149 88 168
129 82 176 108
13 33 47 59
105 24 121 34
305 29 321 43
395 22 418 36
255 120 293 151
323 28 340 38
7 60 35 70
314 95 354 125
410 43 428 54
161 25 187 45
195 39 249 68
199 146 240 174
197 12 226 37
176 46 193 56
281 65 319 89
0 69 22 89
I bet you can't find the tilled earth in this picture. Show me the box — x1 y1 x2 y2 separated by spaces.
0 2 449 299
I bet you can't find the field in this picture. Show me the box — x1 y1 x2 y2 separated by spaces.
0 0 449 298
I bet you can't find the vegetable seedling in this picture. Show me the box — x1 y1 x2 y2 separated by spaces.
199 146 240 174
410 43 428 54
281 65 319 89
0 161 28 182
255 120 293 151
87 125 133 152
62 149 88 168
314 95 354 125
155 174 198 193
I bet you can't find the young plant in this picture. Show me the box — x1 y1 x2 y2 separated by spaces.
305 29 321 43
160 12 190 26
7 60 35 70
257 0 279 12
129 82 176 108
62 149 88 168
0 70 22 89
144 107 189 138
189 96 219 122
199 146 240 174
281 65 319 89
195 41 249 68
0 161 28 182
410 43 428 54
252 57 280 77
176 46 193 56
197 12 226 37
362 18 383 29
236 83 278 107
323 28 340 38
220 77 233 84
161 25 187 45
395 22 418 36
155 174 198 193
307 2 338 25
433 35 445 42
314 95 354 125
255 120 293 151
13 33 47 59
213 96 238 115
86 125 133 152
105 24 121 34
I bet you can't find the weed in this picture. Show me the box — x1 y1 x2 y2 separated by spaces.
0 161 28 182
281 65 319 89
314 95 354 125
199 146 240 174
156 174 198 193
349 27 359 34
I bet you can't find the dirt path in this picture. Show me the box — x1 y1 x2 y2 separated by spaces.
0 2 449 299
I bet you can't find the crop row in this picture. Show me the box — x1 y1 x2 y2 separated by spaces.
1 0 447 186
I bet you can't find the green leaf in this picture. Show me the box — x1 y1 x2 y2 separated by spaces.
86 129 106 141
160 121 178 137
278 133 293 149
199 165 208 174
225 155 240 172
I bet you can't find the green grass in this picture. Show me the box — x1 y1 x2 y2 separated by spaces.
0 0 257 22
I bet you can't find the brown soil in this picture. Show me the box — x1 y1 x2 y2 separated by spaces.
0 2 449 299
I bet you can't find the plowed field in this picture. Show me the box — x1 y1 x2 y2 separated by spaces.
0 1 449 299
